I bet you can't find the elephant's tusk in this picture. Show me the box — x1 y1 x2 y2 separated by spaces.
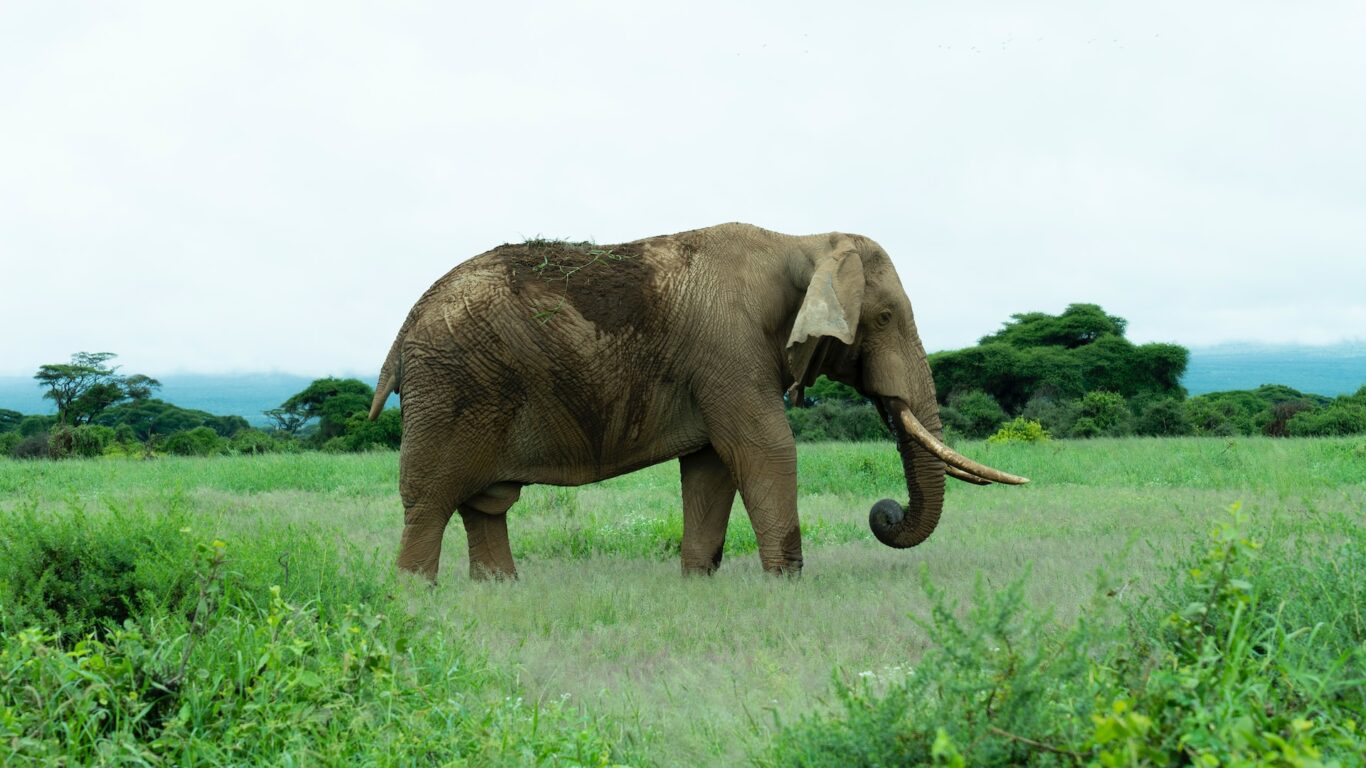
946 465 992 485
894 401 1030 485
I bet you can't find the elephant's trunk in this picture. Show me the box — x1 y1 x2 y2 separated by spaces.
868 399 1029 549
869 398 946 548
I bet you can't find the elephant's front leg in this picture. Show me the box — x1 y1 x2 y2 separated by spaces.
679 445 738 575
707 405 803 575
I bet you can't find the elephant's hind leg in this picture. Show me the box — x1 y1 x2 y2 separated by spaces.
679 446 737 575
459 482 522 580
397 428 492 582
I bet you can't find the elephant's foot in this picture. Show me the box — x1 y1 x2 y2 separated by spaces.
762 560 804 578
681 559 720 577
470 561 519 581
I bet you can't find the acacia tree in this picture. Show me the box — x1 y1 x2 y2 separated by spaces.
33 352 160 426
278 377 375 443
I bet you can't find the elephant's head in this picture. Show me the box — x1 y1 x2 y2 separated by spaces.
786 235 1028 549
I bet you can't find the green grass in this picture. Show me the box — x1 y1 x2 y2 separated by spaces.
2 437 1364 765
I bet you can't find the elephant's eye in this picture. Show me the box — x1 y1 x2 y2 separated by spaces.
876 309 893 328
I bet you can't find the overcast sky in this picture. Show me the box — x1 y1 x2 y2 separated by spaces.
2 2 1364 377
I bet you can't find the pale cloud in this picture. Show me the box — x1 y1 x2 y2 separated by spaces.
2 1 1363 375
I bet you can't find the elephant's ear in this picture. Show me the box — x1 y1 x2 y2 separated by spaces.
786 242 864 391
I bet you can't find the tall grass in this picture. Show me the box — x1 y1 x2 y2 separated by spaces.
1 436 1363 765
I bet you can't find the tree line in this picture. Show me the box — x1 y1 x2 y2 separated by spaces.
0 353 400 459
787 303 1366 441
6 307 1365 460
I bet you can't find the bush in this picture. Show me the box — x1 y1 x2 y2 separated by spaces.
70 424 116 457
0 431 19 457
1134 397 1193 437
229 428 280 455
46 426 75 459
763 505 1366 765
1020 395 1080 437
10 433 51 459
338 408 404 451
163 426 226 457
1073 390 1131 437
0 503 624 765
788 401 886 442
1287 400 1366 436
940 390 1007 439
0 500 198 638
986 417 1049 444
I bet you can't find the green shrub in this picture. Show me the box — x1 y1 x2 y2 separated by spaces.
0 503 624 765
940 390 1007 439
1134 397 1193 436
0 500 198 638
163 426 226 456
1074 390 1132 437
10 433 51 459
338 407 404 451
986 417 1049 444
1021 395 1081 437
787 401 886 442
0 431 20 457
113 423 138 446
763 505 1366 766
229 428 279 455
1287 399 1366 436
46 425 75 459
70 424 116 457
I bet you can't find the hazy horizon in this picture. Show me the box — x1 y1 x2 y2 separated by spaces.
3 338 1365 380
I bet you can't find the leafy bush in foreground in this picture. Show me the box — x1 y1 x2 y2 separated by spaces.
762 505 1366 766
0 503 623 766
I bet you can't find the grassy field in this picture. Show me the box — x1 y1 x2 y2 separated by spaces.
2 437 1364 765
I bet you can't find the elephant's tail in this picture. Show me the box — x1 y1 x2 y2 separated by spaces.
369 337 402 420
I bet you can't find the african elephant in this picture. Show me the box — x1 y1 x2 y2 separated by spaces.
369 223 1026 581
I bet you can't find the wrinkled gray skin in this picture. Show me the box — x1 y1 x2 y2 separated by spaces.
371 223 951 581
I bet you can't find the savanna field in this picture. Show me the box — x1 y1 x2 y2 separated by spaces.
2 437 1364 766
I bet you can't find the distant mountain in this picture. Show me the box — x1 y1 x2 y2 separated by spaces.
2 342 1362 422
1182 342 1366 397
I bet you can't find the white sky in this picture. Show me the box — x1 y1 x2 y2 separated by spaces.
2 2 1364 376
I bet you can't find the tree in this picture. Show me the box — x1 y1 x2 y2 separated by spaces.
33 352 160 426
930 305 1187 413
96 399 247 441
163 427 226 456
978 303 1127 349
0 409 22 433
263 407 310 437
279 378 376 443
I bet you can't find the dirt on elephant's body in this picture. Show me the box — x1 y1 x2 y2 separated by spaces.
487 239 657 335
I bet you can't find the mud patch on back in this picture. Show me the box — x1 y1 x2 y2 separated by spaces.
482 240 655 333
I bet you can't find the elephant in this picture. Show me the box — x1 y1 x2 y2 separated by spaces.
368 223 1027 581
